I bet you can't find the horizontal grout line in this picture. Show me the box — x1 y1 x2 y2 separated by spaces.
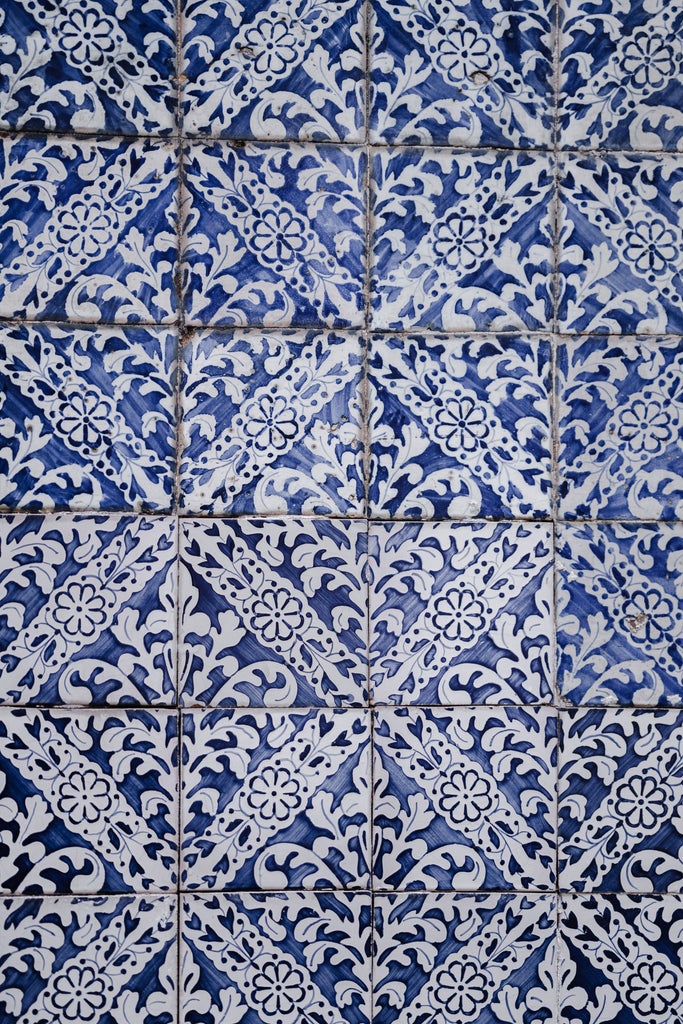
1 888 680 899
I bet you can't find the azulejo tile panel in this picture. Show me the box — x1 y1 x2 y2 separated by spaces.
182 0 366 141
0 514 177 705
0 323 177 513
180 517 368 706
182 709 371 889
0 709 178 894
556 523 683 706
370 521 553 705
0 895 177 1023
0 0 177 135
370 0 554 147
369 332 552 519
179 329 364 514
182 892 371 1024
371 149 554 331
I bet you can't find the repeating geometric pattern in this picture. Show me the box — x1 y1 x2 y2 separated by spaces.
180 329 364 515
182 892 371 1024
0 895 177 1024
0 709 178 893
370 521 553 705
0 135 178 323
558 336 683 521
182 709 371 890
0 514 177 706
369 333 552 519
0 323 176 513
556 523 683 706
182 0 365 141
180 517 368 706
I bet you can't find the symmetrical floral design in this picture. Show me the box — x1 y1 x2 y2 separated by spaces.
0 709 177 893
560 709 683 892
0 323 176 511
370 522 553 704
556 523 683 705
375 893 556 1024
374 707 557 889
0 514 176 705
561 894 683 1024
372 149 554 330
369 333 552 518
183 142 364 326
558 336 683 520
182 892 371 1024
180 329 363 514
371 0 554 146
0 895 176 1024
182 709 370 889
180 517 367 706
182 0 364 140
560 0 683 151
558 155 683 334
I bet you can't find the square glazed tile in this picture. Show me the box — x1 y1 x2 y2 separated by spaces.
371 150 554 332
182 709 371 889
182 0 365 141
560 709 683 892
375 893 557 1024
0 895 177 1023
370 0 554 147
558 155 683 335
560 1 683 151
0 323 176 513
0 1 176 135
556 523 683 706
369 333 552 518
180 518 368 707
182 892 371 1024
0 709 178 893
0 514 176 705
0 135 178 323
179 329 364 514
370 521 553 705
373 707 557 890
558 336 683 520
183 142 365 327
561 894 683 1024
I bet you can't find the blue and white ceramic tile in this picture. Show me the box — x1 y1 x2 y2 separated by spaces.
0 323 176 513
0 709 178 893
180 517 367 707
183 142 365 327
556 523 683 706
0 514 176 706
0 1 176 135
0 895 177 1024
559 0 683 151
558 154 683 335
182 0 365 141
370 0 554 147
374 707 557 890
182 892 371 1024
179 329 364 515
561 894 683 1024
560 709 683 893
369 333 552 519
558 336 683 521
375 893 557 1024
182 709 371 889
371 149 554 331
0 135 178 323
370 521 553 705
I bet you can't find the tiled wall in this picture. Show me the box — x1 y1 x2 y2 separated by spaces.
0 2 682 1023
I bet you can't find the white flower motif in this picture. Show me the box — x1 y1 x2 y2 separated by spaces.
614 773 672 831
244 393 299 452
249 588 306 644
431 584 489 645
433 959 492 1019
245 766 303 821
622 588 675 645
616 398 673 454
49 964 107 1021
434 213 488 270
622 31 679 92
251 959 306 1022
623 218 677 276
58 386 112 450
432 24 496 87
60 9 117 66
243 18 299 76
50 581 109 639
56 768 114 825
433 395 490 453
625 960 678 1016
251 206 309 267
439 767 494 825
53 198 115 262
